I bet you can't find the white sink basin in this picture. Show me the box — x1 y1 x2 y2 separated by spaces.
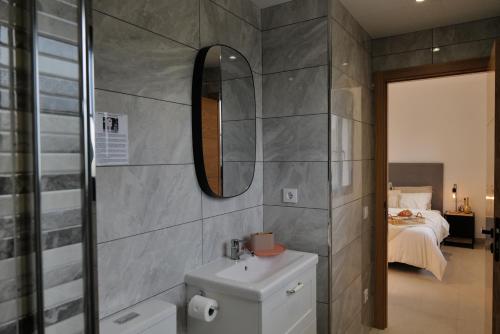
185 250 318 301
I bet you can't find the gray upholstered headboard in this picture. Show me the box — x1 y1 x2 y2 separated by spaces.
388 163 444 213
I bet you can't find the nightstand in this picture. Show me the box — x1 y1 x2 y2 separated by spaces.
443 211 475 249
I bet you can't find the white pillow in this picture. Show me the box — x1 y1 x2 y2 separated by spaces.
399 192 432 210
388 190 401 208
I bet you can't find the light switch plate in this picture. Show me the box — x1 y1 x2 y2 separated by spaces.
363 206 369 220
282 188 298 203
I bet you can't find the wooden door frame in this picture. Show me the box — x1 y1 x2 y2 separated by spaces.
373 57 490 329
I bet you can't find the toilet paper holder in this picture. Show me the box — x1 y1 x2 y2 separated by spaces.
197 290 219 310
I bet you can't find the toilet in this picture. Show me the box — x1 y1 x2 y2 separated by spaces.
100 300 176 334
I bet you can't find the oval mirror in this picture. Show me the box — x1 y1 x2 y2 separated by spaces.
192 45 256 198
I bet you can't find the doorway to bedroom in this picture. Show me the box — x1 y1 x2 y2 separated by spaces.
371 55 498 333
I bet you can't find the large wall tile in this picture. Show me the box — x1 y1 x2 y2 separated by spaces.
263 18 328 74
331 199 362 255
202 162 263 218
200 0 262 73
329 0 371 50
330 275 362 334
202 206 263 263
263 205 329 256
372 29 432 57
261 0 327 30
331 238 362 300
96 164 202 243
263 114 328 162
317 255 329 303
95 90 192 165
93 0 199 48
263 161 328 209
317 302 329 334
93 12 196 105
433 17 500 46
330 116 362 162
433 39 494 64
362 159 375 196
156 284 187 334
331 68 363 121
362 123 374 160
211 0 261 29
262 66 328 118
331 21 371 86
331 160 362 209
98 221 202 318
372 49 432 72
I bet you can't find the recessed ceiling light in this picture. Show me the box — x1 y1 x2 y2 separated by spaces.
432 47 440 52
342 62 349 66
416 0 425 2
229 55 237 60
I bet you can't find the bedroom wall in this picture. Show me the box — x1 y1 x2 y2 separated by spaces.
93 0 263 331
388 72 488 238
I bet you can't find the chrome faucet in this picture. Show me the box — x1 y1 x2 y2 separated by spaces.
230 239 246 260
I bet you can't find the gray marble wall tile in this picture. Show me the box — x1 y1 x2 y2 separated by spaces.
317 302 329 334
211 0 261 29
221 162 255 197
331 68 363 121
433 17 500 46
330 275 362 334
317 255 329 303
222 119 256 162
96 164 202 243
221 77 256 121
262 66 328 118
261 0 327 30
372 29 432 57
362 194 375 232
331 237 361 300
93 12 196 105
263 114 328 162
200 0 262 73
331 21 371 86
331 199 362 255
372 49 432 72
202 206 263 263
329 0 371 51
433 39 494 64
361 223 374 271
156 284 187 334
263 161 328 209
202 162 263 218
331 160 362 209
93 0 199 48
330 116 361 162
362 123 374 160
95 90 193 165
263 18 328 74
44 298 83 326
263 205 329 256
98 221 202 318
362 159 375 196
254 73 263 119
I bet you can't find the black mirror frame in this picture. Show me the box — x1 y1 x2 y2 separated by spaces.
192 45 257 198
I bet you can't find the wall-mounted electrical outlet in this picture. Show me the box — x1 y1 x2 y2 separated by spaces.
282 188 298 203
363 288 369 304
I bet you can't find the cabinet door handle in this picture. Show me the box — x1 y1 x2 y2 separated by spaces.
286 282 304 295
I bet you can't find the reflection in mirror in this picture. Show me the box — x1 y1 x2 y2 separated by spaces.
193 45 256 198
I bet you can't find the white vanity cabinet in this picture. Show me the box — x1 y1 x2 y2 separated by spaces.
186 250 318 334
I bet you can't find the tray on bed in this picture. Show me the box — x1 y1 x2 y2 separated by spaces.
388 213 425 225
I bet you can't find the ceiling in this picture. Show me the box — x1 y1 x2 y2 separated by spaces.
339 0 500 38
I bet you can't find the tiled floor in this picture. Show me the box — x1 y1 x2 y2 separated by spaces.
371 245 487 334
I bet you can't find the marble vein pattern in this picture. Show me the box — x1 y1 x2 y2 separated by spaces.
372 49 432 72
330 275 362 334
93 0 200 48
263 206 329 256
263 18 328 74
263 161 328 209
221 77 256 121
331 160 362 209
96 164 201 243
202 206 263 263
261 0 327 30
433 16 500 46
262 66 328 118
200 0 262 73
331 237 362 300
222 119 256 162
331 199 362 255
93 12 196 105
329 0 371 52
433 39 494 63
210 0 261 29
372 29 432 57
263 114 328 162
98 221 202 318
95 89 192 165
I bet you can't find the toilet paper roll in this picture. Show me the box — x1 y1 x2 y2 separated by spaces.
188 295 218 322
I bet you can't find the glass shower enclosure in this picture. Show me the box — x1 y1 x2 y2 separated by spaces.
0 0 97 333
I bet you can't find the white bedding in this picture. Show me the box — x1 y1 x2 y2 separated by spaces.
388 208 450 280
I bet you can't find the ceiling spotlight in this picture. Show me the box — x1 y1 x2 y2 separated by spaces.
416 0 425 2
432 47 440 52
229 55 237 60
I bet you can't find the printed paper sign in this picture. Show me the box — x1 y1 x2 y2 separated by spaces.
96 112 129 166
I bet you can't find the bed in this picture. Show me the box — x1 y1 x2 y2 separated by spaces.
388 163 450 280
